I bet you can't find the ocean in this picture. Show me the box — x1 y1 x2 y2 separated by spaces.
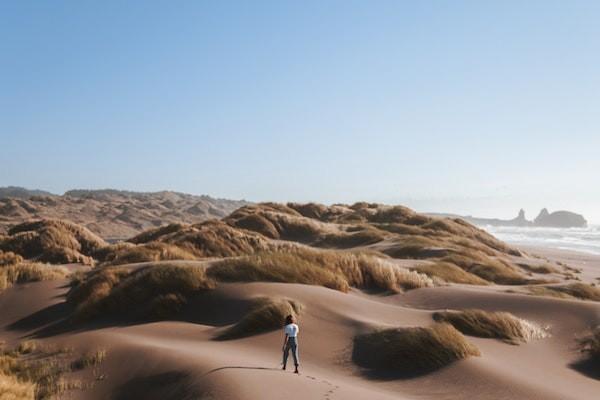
481 225 600 255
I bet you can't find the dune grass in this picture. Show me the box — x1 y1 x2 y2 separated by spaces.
208 251 348 291
1 219 106 265
411 262 489 285
0 250 23 266
439 253 528 285
217 297 302 340
68 263 215 321
97 242 197 266
433 309 548 344
70 349 106 371
0 252 68 292
132 220 270 258
0 341 83 400
226 204 325 242
0 370 35 399
207 247 433 293
352 323 480 375
315 227 387 249
578 326 600 361
526 283 600 301
516 262 559 274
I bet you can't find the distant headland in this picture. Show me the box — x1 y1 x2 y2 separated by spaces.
429 208 588 228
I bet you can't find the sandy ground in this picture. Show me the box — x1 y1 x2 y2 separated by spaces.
1 246 599 399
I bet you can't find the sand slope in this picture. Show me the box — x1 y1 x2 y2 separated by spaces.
1 247 599 400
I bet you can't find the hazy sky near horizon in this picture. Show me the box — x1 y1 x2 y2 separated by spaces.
2 1 600 222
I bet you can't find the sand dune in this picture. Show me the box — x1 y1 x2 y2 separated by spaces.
0 189 249 240
1 203 599 399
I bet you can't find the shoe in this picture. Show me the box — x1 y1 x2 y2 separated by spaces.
282 366 286 370
294 369 299 374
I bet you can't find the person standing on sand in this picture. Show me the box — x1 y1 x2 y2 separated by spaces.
282 314 300 374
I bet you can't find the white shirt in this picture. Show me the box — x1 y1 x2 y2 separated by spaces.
284 323 299 337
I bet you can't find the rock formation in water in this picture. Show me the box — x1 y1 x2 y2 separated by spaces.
431 208 587 228
533 208 587 228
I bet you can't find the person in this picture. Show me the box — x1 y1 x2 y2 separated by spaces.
282 314 299 374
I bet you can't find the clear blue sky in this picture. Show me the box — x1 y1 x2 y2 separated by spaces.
2 1 600 222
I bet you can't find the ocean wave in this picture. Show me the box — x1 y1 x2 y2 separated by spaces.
480 225 600 255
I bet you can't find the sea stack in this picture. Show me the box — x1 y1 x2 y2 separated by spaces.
533 208 587 228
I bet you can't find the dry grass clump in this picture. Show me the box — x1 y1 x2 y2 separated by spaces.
226 205 326 242
0 341 83 399
577 326 600 361
411 262 489 285
440 253 528 285
286 202 330 220
526 283 600 301
207 251 348 291
221 203 526 287
0 250 23 266
128 223 188 244
207 247 433 293
316 227 387 249
130 220 270 258
217 297 302 340
0 260 67 292
433 309 548 344
0 219 106 265
68 263 215 321
0 370 35 399
517 262 559 274
97 242 197 266
71 349 106 371
352 323 480 375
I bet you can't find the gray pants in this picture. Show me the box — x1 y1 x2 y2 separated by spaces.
283 337 299 367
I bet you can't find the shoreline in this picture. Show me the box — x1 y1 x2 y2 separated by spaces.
518 244 600 283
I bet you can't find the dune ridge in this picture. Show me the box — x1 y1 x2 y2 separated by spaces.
0 201 599 399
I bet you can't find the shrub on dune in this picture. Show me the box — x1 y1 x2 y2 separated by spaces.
440 253 528 285
516 262 559 274
352 323 480 375
315 227 387 248
217 297 302 340
411 262 489 285
128 223 188 244
0 250 67 291
226 204 330 242
97 242 197 266
68 263 215 321
0 340 88 399
0 371 35 400
578 326 600 361
0 219 105 265
137 220 270 258
207 247 433 293
433 309 548 344
207 251 349 291
527 283 600 302
0 250 23 266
